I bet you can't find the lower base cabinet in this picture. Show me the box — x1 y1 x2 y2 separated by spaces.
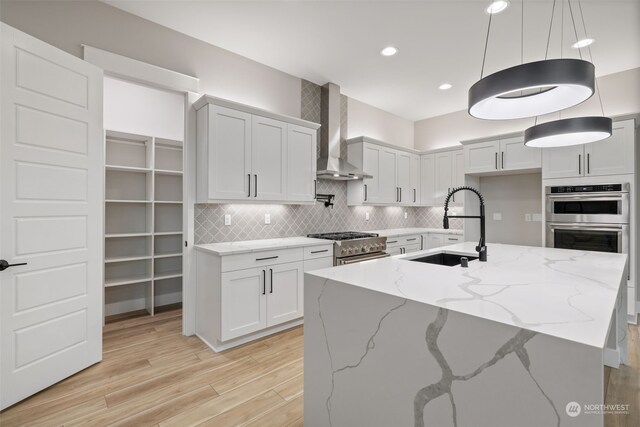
422 233 462 249
387 234 422 255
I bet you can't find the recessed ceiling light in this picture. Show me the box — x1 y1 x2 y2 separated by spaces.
572 38 594 49
486 1 510 14
380 46 398 57
439 83 453 90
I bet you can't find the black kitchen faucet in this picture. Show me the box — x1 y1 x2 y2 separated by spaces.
443 186 487 262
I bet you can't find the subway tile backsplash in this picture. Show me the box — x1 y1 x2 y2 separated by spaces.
194 80 462 244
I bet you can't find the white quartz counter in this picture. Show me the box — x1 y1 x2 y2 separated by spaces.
306 242 627 348
371 227 463 237
194 236 331 255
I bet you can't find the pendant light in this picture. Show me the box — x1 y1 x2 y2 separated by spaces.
524 0 612 147
469 0 596 120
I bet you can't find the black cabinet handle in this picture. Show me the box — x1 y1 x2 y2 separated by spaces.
256 255 279 261
495 152 498 170
501 151 504 169
310 249 329 254
247 174 251 197
407 238 417 242
578 154 582 175
400 188 402 202
364 184 368 201
0 260 27 271
388 240 398 244
448 237 458 241
262 269 266 295
314 179 317 198
254 175 258 197
269 269 273 293
413 188 416 203
587 153 590 174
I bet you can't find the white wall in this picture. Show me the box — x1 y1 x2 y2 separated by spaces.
0 0 301 118
347 97 414 149
415 68 640 151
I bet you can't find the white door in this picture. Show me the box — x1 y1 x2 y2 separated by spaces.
500 137 541 171
420 154 436 206
542 145 584 179
266 261 303 326
221 267 267 341
286 124 316 202
362 144 381 203
451 150 465 205
379 148 398 203
584 119 635 176
464 140 500 174
252 115 287 201
434 152 453 205
396 152 411 204
0 23 103 410
208 105 252 200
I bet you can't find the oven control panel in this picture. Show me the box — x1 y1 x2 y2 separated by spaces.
549 184 625 194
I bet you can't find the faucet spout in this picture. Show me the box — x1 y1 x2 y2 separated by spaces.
443 186 487 262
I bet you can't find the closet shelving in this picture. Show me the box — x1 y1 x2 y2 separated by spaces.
104 130 183 317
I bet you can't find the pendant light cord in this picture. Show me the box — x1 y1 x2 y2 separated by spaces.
480 12 493 78
577 0 605 116
567 0 583 60
544 0 557 60
521 0 524 64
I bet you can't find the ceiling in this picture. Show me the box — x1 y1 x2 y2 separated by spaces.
105 0 640 121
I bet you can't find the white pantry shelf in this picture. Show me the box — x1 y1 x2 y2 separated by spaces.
105 255 152 264
105 274 152 288
154 252 182 259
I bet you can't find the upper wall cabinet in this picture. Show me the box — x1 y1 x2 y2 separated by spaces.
427 149 464 206
346 137 419 206
195 95 320 204
542 119 635 179
464 136 541 174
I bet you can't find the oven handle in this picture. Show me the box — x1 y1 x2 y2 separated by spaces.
547 222 625 232
546 194 626 200
337 253 390 265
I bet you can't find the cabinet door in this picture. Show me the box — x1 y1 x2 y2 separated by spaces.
362 144 381 203
584 120 635 176
304 257 333 272
267 261 304 326
208 105 252 200
409 154 420 205
403 243 422 254
434 152 453 205
426 234 444 249
542 145 584 179
396 151 411 204
286 124 317 202
386 246 402 256
252 115 287 201
464 140 500 174
441 235 463 246
221 267 267 341
451 150 465 205
500 137 541 171
379 148 398 203
420 154 436 206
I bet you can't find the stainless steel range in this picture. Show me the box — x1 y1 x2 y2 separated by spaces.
307 232 389 265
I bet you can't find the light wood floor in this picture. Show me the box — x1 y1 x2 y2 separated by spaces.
0 307 637 426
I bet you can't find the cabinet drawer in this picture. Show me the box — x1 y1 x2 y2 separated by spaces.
441 235 462 245
404 243 421 254
386 238 401 248
304 257 334 272
222 248 303 272
303 244 334 260
400 235 421 245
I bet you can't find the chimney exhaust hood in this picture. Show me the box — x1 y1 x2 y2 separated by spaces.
316 83 372 180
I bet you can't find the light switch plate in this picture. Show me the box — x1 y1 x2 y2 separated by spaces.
264 213 271 225
224 214 231 226
532 213 542 222
404 211 408 219
525 214 532 222
365 212 370 221
493 213 502 221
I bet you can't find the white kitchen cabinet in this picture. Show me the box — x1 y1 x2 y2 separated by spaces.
387 234 421 255
347 137 419 206
432 149 464 206
304 256 333 272
542 119 635 179
464 136 540 174
420 154 436 206
422 233 463 250
221 267 267 340
287 124 317 202
265 262 304 327
195 95 320 204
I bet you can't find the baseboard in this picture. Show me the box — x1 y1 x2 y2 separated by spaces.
198 318 304 353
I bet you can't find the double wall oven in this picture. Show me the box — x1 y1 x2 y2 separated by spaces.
546 184 630 264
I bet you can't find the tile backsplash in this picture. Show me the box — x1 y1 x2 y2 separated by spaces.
194 80 462 245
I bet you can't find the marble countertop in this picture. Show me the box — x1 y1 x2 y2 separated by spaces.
195 237 331 255
371 228 464 237
306 242 627 348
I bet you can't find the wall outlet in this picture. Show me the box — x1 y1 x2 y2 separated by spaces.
224 214 231 226
404 211 408 219
264 213 271 225
525 214 532 222
532 213 542 222
493 212 502 221
365 212 370 221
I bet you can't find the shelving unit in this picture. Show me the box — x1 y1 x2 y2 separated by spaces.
104 130 184 318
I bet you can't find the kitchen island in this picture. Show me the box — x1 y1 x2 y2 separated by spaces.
304 243 628 427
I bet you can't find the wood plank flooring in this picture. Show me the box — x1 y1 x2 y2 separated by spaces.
0 307 637 426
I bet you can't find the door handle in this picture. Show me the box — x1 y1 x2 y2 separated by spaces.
254 175 258 197
247 174 251 197
262 269 266 295
269 269 273 293
0 260 27 271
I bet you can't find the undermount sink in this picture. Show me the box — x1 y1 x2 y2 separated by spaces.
408 252 478 267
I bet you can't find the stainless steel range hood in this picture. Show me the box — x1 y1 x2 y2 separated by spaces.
316 83 372 180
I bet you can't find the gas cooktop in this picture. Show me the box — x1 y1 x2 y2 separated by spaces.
307 231 379 241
